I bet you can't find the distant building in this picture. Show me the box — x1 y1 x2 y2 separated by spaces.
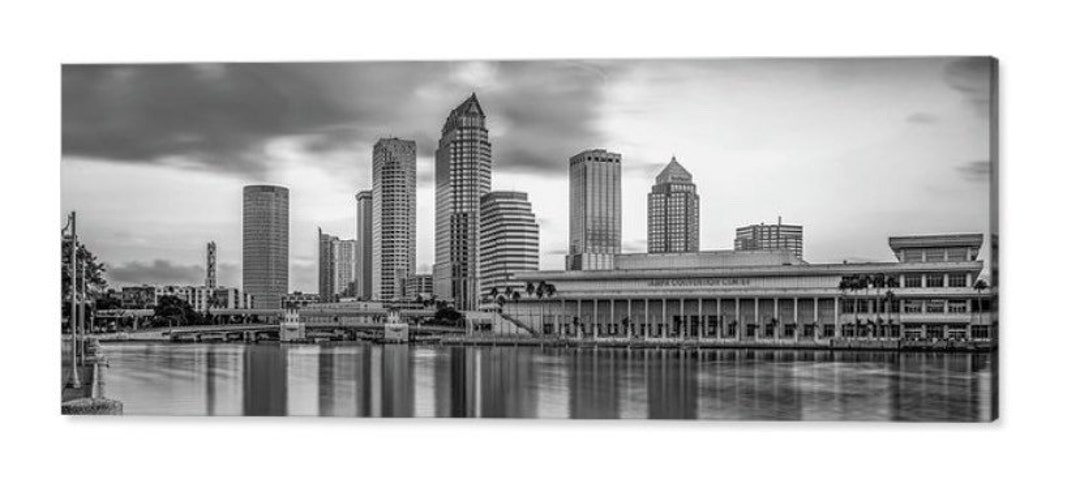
120 286 156 309
735 218 804 259
243 185 289 309
335 239 356 297
122 284 251 312
648 157 699 253
211 287 251 310
434 94 491 310
318 228 339 302
355 190 373 300
372 138 417 302
567 149 621 271
479 191 540 301
205 241 217 288
405 274 434 302
281 292 321 309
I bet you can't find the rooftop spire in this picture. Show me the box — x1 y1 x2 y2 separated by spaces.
655 155 693 184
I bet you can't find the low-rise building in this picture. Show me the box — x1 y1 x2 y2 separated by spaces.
504 233 995 342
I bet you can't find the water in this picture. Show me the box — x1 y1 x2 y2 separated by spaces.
99 342 996 421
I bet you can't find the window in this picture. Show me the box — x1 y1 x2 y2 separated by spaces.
925 249 946 262
948 273 967 287
903 300 923 313
926 274 945 288
948 300 968 313
822 324 835 337
971 325 991 339
926 300 946 313
904 274 923 288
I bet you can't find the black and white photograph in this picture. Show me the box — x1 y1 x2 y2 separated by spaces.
59 57 998 420
10 1 1080 495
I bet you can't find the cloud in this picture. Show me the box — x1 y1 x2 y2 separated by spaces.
905 112 939 125
63 62 455 180
62 60 621 181
943 57 994 118
483 61 621 175
107 259 204 286
956 160 992 181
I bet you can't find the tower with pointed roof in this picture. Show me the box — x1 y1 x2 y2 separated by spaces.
647 156 700 253
434 93 492 310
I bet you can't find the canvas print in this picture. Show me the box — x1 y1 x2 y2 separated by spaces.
61 57 998 420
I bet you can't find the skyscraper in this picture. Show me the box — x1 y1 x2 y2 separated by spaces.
317 228 338 302
335 239 356 297
372 138 417 302
355 190 373 301
205 241 217 288
567 149 621 271
434 94 491 310
479 191 540 300
242 185 289 309
647 156 700 253
734 217 804 259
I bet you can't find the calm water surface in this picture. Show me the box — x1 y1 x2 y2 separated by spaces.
100 343 996 421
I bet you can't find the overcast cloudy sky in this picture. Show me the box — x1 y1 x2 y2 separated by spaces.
61 57 993 292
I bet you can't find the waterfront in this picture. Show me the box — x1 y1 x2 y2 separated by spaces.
100 343 996 421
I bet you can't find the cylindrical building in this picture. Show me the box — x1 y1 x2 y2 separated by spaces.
479 191 539 302
242 185 289 309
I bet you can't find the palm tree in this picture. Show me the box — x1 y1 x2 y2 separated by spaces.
883 289 896 339
838 275 854 338
973 278 989 334
534 281 548 335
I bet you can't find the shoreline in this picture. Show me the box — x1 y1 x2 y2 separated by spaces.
95 334 996 352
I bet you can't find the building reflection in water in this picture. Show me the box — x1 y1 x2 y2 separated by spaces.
569 348 622 419
101 342 995 421
242 345 287 416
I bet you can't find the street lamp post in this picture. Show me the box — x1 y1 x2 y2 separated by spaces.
64 211 81 389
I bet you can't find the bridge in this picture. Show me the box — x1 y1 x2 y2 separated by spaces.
163 321 467 343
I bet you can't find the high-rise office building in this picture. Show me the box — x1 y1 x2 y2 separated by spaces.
335 239 356 296
372 138 417 302
355 190 373 300
648 156 700 253
567 149 621 271
479 191 540 300
242 185 289 309
205 241 217 288
317 228 338 302
734 217 804 259
405 274 434 302
434 94 491 310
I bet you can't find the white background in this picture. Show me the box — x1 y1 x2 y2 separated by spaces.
2 1 1078 494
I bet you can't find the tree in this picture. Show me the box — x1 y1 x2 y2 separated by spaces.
61 238 109 330
431 307 464 327
973 278 989 329
152 295 199 327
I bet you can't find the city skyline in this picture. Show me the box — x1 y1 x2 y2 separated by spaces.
61 58 992 292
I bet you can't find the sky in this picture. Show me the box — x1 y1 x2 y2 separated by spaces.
61 57 994 293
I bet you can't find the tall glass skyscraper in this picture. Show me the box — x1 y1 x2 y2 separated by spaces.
434 94 491 310
372 138 416 302
567 149 621 271
355 190 373 301
479 191 539 300
647 156 700 253
242 185 289 309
